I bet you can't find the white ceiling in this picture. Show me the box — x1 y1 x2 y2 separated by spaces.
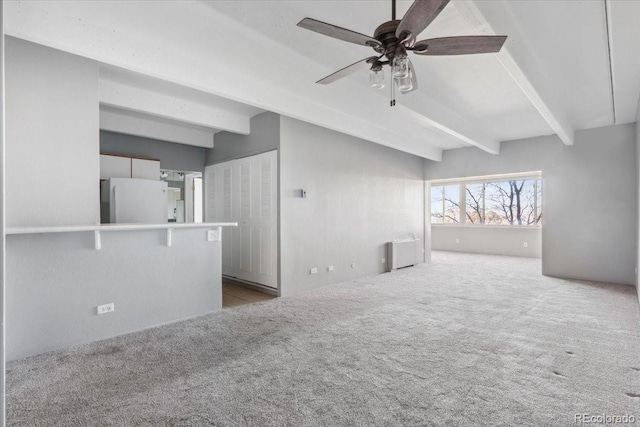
608 0 640 124
4 0 640 160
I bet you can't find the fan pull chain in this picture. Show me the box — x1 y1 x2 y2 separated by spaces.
390 73 396 107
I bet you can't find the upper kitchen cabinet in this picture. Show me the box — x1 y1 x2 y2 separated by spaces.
100 154 131 180
132 158 160 180
100 154 160 180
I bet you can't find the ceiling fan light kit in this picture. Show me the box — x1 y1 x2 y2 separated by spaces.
392 47 410 79
369 64 385 89
297 0 508 106
396 72 413 93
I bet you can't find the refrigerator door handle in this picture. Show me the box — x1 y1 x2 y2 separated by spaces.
113 185 118 223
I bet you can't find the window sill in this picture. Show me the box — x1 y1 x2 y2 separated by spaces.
431 224 541 229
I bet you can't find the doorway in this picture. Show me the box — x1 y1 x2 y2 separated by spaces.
222 281 275 308
161 169 203 223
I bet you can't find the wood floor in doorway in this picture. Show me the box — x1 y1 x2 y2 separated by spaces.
222 282 275 308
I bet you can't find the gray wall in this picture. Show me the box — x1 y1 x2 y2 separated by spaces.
425 123 637 286
6 37 99 227
1 9 6 426
279 116 425 297
432 226 541 258
6 229 221 360
101 130 205 173
205 112 279 165
636 106 640 302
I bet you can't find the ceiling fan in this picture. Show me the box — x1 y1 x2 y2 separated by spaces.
297 0 507 105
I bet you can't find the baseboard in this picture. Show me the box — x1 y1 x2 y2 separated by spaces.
222 275 278 296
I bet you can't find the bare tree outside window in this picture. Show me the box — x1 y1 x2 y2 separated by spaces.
430 185 444 223
443 185 460 223
465 183 484 224
430 184 460 223
485 180 539 225
536 179 543 224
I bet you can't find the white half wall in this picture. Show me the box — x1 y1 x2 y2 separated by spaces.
5 37 99 227
425 123 637 286
6 229 221 361
432 226 541 258
279 116 425 297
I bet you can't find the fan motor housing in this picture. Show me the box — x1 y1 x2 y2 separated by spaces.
373 20 402 60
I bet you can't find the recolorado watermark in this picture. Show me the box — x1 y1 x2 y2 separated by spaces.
575 414 636 424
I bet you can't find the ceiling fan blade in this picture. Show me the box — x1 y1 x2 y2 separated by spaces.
316 57 378 85
298 18 381 48
396 0 450 46
413 36 507 55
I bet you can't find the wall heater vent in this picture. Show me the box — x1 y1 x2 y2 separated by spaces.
386 239 420 272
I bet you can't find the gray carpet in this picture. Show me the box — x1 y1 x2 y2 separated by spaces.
7 251 640 426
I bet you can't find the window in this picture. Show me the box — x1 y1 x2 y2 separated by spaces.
430 174 542 226
485 181 513 225
430 184 460 224
465 183 484 224
430 185 444 223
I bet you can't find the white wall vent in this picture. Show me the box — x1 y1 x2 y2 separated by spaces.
387 239 420 272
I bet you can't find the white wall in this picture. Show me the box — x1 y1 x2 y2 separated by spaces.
4 38 224 360
279 117 425 297
432 226 541 258
425 123 637 286
6 229 221 360
5 37 99 227
0 9 6 426
636 101 640 302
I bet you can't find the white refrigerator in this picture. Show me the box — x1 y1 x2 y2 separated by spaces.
101 178 168 224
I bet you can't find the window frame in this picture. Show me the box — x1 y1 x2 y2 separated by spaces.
430 183 462 224
429 172 542 228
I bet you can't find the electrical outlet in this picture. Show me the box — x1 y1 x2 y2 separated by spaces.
455 238 460 244
207 229 220 241
310 267 318 274
351 263 356 269
523 242 528 248
97 303 115 315
327 266 334 272
381 258 386 264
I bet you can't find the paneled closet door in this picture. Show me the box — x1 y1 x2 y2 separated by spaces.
235 157 255 283
254 150 277 288
204 150 278 288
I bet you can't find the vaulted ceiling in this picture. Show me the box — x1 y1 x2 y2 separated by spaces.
5 0 640 160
